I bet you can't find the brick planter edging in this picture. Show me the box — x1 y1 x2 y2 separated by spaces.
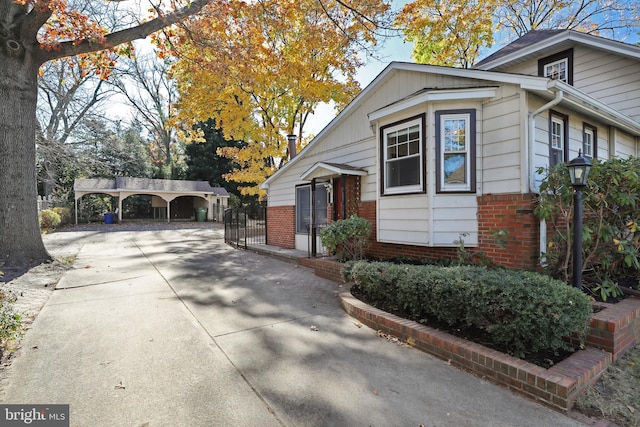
339 290 612 412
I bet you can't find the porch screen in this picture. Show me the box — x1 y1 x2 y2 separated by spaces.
296 184 328 234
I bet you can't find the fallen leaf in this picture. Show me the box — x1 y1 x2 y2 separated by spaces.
406 337 416 347
628 406 636 414
84 265 91 269
31 346 39 350
371 388 378 396
354 322 362 328
115 381 126 390
310 325 318 332
445 359 452 366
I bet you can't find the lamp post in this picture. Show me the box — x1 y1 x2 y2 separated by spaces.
567 151 592 290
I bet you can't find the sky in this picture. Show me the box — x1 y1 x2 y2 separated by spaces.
304 34 414 136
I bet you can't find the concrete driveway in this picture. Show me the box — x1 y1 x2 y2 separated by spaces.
0 226 587 426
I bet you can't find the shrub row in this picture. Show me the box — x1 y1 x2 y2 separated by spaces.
343 261 592 357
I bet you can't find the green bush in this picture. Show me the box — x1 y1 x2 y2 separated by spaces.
52 207 72 226
320 215 372 261
39 209 61 231
0 290 23 355
345 261 592 357
536 158 640 298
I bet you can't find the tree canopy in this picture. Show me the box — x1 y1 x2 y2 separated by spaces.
162 0 391 197
0 0 209 269
395 0 640 67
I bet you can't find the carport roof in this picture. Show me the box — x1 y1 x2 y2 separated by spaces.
74 177 229 197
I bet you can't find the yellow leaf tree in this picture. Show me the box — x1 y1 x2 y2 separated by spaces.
395 0 640 68
394 0 494 68
165 0 391 197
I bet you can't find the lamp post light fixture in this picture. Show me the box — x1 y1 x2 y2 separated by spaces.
567 151 592 290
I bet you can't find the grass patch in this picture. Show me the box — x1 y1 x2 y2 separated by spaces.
576 344 640 427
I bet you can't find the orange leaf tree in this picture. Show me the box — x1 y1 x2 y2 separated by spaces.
164 0 391 197
0 0 209 269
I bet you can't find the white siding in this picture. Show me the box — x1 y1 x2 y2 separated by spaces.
573 46 640 121
378 195 429 245
614 129 637 158
432 195 478 246
482 88 523 193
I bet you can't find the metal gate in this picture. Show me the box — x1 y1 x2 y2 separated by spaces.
224 206 267 249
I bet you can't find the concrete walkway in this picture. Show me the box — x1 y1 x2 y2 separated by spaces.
0 227 588 426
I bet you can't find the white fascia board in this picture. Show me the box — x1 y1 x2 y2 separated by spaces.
368 87 498 122
551 80 640 135
391 63 549 90
475 32 640 71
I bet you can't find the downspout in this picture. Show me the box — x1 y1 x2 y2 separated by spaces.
528 88 563 263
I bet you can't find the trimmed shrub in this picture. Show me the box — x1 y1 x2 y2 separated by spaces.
39 209 61 231
345 261 592 357
320 215 372 261
52 207 72 226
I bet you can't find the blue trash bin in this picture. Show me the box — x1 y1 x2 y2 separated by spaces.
104 212 115 224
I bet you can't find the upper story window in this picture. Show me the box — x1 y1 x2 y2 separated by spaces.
544 59 568 83
538 49 574 85
436 109 476 193
583 123 597 159
380 115 425 195
549 111 568 166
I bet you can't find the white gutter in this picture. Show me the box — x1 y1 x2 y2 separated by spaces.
528 89 563 193
528 88 563 264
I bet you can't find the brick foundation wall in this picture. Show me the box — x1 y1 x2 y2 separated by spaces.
477 193 539 269
266 206 295 249
357 195 540 269
582 297 640 361
340 290 612 411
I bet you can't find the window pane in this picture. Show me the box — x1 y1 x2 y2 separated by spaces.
552 120 563 149
409 139 419 155
444 154 466 184
545 59 567 83
584 129 594 158
314 186 328 225
398 143 408 157
296 186 311 233
387 145 397 159
398 130 408 143
444 119 466 151
387 156 420 188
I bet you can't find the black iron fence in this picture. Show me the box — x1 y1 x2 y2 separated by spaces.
224 206 267 249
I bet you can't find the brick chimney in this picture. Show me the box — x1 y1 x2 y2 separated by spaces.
287 134 297 160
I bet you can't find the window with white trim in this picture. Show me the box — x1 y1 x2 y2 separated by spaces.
296 184 327 233
550 112 568 166
583 123 597 159
538 49 573 85
381 115 424 195
544 59 568 83
436 110 476 193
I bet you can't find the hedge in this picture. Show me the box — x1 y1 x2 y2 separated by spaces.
343 261 592 357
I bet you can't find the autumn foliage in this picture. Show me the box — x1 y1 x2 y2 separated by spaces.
159 0 390 196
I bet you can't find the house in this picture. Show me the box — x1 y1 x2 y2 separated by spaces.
74 177 229 223
260 30 640 269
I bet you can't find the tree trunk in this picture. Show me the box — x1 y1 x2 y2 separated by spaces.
0 34 51 269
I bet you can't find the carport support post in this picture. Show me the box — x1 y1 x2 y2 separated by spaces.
311 178 317 257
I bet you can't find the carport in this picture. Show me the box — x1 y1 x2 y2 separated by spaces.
73 177 229 224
